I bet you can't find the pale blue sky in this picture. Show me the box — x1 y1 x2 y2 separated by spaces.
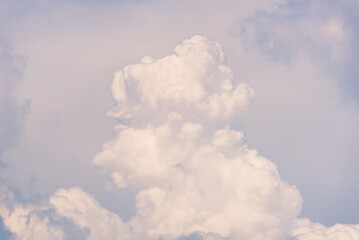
0 0 358 239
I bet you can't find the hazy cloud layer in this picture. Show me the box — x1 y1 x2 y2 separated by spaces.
241 0 359 102
238 0 359 225
0 40 26 160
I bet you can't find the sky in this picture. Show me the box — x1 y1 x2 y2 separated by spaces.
0 0 359 239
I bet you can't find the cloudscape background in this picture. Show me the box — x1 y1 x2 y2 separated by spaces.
0 0 359 239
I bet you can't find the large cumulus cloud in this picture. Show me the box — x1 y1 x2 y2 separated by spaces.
92 35 302 240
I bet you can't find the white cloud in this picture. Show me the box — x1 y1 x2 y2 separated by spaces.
50 187 130 240
93 35 302 240
108 35 253 122
292 218 359 240
0 187 63 240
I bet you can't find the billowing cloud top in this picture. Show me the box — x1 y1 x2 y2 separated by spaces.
109 35 254 124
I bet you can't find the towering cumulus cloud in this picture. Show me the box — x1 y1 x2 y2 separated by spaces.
92 35 302 240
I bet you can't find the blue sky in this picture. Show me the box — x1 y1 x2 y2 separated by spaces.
0 0 358 239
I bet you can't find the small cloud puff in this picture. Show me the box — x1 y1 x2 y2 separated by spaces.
50 187 130 240
292 218 359 240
